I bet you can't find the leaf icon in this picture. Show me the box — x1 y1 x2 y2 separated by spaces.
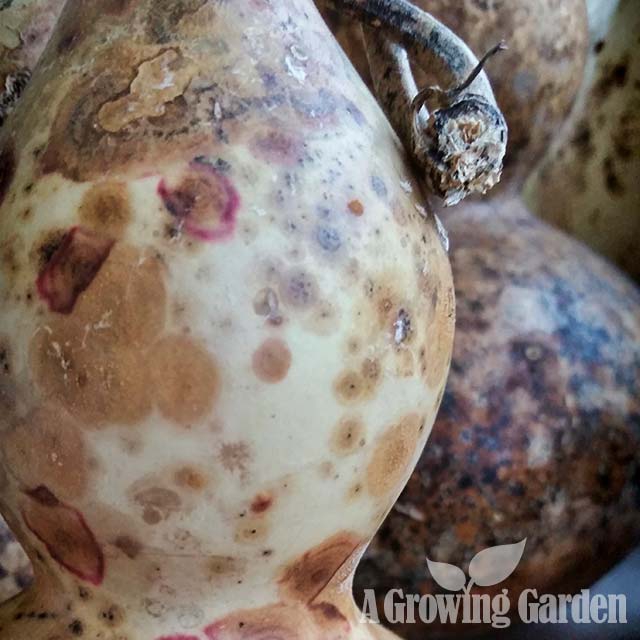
468 538 527 587
426 558 467 591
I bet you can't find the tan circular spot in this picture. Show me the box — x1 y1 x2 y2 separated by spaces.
330 417 366 456
152 335 220 426
234 517 269 544
366 414 423 498
79 182 131 238
252 338 292 384
333 370 364 404
173 466 208 491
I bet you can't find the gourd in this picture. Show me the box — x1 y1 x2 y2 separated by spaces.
0 0 510 638
525 0 640 281
341 2 640 636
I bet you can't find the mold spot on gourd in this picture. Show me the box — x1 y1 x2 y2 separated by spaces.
113 535 142 559
99 603 125 627
0 144 16 207
330 417 366 456
151 335 220 426
36 226 115 314
333 359 381 405
252 338 291 384
30 243 168 424
3 405 88 501
79 182 131 238
133 487 182 525
173 466 208 491
98 49 195 132
22 486 104 585
366 414 423 498
278 531 362 602
279 268 318 309
158 160 240 243
234 517 269 544
219 441 252 475
251 130 303 166
250 493 273 514
347 199 364 217
146 0 208 43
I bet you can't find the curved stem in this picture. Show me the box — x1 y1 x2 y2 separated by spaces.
325 0 497 106
362 25 507 205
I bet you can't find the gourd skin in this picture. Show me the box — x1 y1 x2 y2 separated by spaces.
0 1 454 639
526 0 640 281
321 0 588 188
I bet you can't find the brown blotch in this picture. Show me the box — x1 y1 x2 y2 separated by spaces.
174 466 208 491
330 417 366 456
22 486 104 585
152 335 220 426
0 144 16 207
333 358 381 405
251 493 273 514
278 531 363 602
36 226 115 314
79 182 131 238
3 405 88 501
39 44 207 182
98 49 195 132
252 338 292 384
347 199 364 216
133 487 181 525
113 535 142 559
366 414 423 498
30 325 153 427
333 370 364 404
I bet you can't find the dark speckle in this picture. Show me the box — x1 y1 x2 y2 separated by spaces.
68 619 84 635
603 156 624 196
0 144 16 207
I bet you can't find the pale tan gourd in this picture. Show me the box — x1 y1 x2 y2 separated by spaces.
0 0 479 638
525 0 640 281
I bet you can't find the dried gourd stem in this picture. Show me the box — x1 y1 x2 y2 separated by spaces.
411 41 507 113
327 0 496 105
363 25 507 206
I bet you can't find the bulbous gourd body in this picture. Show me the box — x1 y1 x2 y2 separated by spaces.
0 1 454 638
526 0 640 281
320 0 589 187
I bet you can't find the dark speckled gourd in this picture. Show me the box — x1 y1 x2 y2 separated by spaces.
0 1 457 638
342 1 640 637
